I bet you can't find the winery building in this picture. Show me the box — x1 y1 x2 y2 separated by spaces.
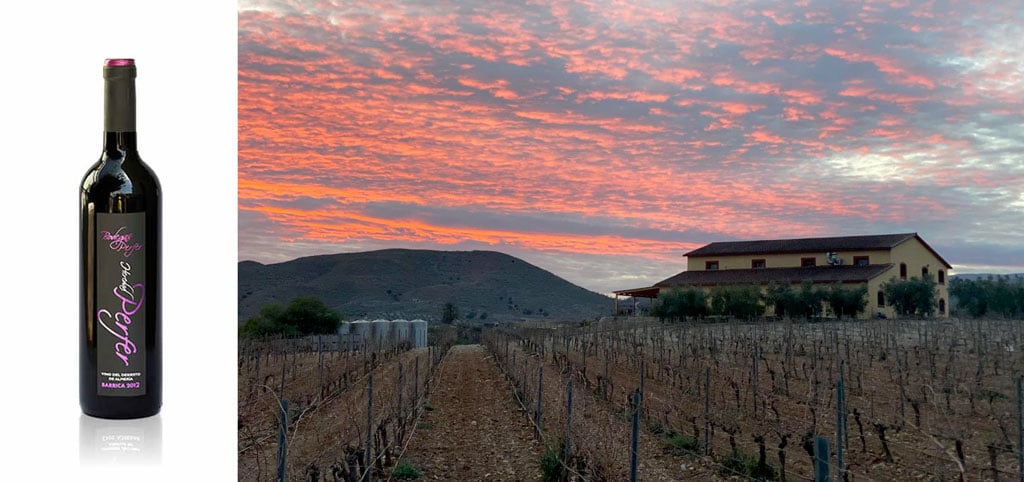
614 233 952 319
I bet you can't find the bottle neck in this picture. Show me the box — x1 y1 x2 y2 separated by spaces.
103 132 138 153
103 62 137 134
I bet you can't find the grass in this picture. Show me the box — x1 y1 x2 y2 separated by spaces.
664 434 700 456
539 447 564 482
720 448 777 481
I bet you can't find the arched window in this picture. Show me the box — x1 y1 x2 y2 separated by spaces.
922 266 929 277
877 291 885 307
939 298 946 314
938 270 945 284
900 263 907 279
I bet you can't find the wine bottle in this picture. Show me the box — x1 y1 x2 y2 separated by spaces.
80 58 161 419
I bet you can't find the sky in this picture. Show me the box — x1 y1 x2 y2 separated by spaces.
238 0 1024 295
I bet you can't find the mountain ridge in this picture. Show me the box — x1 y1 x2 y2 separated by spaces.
238 248 613 323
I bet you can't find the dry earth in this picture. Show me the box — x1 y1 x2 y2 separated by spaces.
397 344 544 481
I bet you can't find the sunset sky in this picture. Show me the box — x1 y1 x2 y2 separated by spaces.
238 0 1023 295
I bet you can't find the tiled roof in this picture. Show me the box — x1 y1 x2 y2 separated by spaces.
684 233 917 257
655 264 894 287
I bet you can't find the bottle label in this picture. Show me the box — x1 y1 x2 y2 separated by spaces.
95 213 147 396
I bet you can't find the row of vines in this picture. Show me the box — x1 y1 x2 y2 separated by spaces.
487 317 1024 481
238 331 455 481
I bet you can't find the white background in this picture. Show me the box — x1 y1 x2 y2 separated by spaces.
0 1 237 479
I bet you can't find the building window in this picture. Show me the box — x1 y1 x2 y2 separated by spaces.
752 259 766 269
922 266 929 277
900 263 907 279
877 291 885 307
939 298 946 314
938 270 945 284
801 257 816 267
705 261 719 270
853 256 869 266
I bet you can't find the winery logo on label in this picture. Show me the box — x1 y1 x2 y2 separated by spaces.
101 226 143 257
97 261 144 366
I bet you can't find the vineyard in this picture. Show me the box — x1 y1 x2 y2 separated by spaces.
238 330 455 481
238 317 1024 481
487 317 1024 481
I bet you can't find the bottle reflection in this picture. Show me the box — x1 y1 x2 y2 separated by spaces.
79 413 162 465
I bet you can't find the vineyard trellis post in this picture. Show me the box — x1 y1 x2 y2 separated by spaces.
897 351 906 425
814 435 830 482
630 388 641 482
640 359 646 412
277 399 288 482
535 366 544 439
704 366 711 456
366 372 374 482
398 360 404 428
753 343 759 418
836 368 845 481
565 378 574 466
318 334 324 398
1017 374 1023 482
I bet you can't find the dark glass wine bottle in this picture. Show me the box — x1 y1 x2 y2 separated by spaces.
80 58 161 419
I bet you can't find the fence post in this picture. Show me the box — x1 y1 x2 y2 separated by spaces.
815 435 830 482
630 389 641 482
366 373 374 482
565 378 574 465
277 399 288 482
535 366 544 439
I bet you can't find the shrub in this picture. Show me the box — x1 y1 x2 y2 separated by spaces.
391 460 422 480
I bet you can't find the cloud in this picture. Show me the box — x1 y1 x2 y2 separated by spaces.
238 0 1024 293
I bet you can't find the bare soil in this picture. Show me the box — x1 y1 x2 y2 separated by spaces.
397 344 544 481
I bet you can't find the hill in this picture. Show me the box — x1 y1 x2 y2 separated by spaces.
950 273 1024 282
238 249 613 323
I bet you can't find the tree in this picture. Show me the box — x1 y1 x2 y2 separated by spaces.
652 286 708 322
883 275 938 317
709 284 763 319
951 276 1024 318
795 280 828 319
763 282 790 317
239 303 295 338
950 277 988 317
824 282 868 319
441 302 460 324
239 296 342 338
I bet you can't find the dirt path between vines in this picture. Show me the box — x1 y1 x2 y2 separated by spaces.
398 344 543 481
